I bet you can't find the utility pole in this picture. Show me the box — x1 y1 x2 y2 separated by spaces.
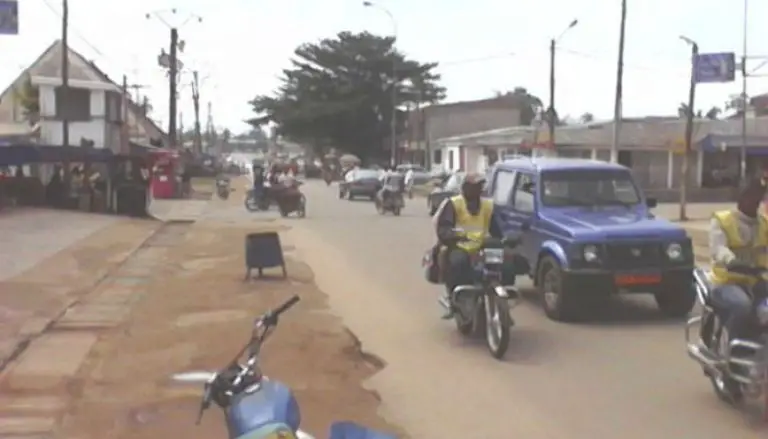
61 0 70 180
548 20 578 149
679 38 698 221
120 75 129 155
191 70 202 156
168 27 179 148
739 0 748 182
128 84 147 104
205 101 214 154
548 38 556 148
610 0 627 163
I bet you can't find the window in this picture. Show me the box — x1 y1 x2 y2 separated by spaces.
105 91 122 123
433 149 442 165
540 169 641 207
511 173 536 212
55 87 90 121
448 150 455 170
491 170 516 205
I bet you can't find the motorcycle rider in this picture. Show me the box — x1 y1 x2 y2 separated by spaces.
377 166 402 206
435 173 504 318
708 176 768 345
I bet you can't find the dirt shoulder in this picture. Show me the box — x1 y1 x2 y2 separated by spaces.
0 215 403 438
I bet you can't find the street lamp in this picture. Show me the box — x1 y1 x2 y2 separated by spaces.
678 35 699 221
548 19 578 147
363 1 399 166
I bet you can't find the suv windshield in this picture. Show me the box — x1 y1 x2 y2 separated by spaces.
541 169 641 207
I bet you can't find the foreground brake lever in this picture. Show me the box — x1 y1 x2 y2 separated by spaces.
195 381 213 424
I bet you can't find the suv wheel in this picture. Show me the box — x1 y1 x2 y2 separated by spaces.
538 256 581 322
654 284 696 317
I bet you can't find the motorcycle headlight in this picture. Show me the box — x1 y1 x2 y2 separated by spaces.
484 248 504 264
666 242 683 260
756 299 768 326
583 244 599 263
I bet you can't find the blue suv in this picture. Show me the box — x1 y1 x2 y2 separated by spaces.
486 157 695 322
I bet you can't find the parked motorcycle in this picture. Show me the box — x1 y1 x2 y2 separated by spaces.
427 231 523 359
216 177 231 200
686 264 768 417
171 295 395 439
374 191 404 216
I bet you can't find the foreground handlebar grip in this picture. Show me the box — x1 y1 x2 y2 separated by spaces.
272 295 300 317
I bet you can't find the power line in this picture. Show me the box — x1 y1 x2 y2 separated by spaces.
38 0 105 58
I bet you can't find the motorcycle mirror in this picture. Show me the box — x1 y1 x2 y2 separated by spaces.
171 371 217 383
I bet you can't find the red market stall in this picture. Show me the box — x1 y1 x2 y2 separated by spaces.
149 149 181 199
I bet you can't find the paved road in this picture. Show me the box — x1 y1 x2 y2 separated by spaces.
286 182 764 439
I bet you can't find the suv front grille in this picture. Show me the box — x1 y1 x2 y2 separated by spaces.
605 242 662 269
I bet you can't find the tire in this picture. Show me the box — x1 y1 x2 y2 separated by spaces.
244 196 258 212
393 206 401 216
347 191 353 200
538 256 581 322
485 294 511 360
708 327 744 404
338 190 344 199
297 196 306 218
654 285 696 318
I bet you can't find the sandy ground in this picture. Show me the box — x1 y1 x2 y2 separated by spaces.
0 185 403 438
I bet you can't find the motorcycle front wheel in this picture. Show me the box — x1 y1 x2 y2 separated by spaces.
244 196 258 212
484 294 510 359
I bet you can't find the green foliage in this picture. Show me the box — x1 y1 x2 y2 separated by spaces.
14 75 39 122
248 31 445 161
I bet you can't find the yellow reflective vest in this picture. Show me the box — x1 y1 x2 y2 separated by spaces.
710 209 768 286
451 195 494 254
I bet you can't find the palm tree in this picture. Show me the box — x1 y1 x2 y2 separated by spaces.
677 102 691 118
579 112 595 124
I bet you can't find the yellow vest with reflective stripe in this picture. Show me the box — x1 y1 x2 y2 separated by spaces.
710 209 768 286
451 195 494 254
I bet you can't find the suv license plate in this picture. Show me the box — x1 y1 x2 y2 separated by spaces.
615 274 661 286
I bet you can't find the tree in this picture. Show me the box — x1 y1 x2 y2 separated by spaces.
704 106 721 120
494 87 544 125
579 112 595 124
13 75 39 125
248 31 445 161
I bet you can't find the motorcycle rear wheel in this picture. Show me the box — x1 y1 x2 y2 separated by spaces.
708 326 744 404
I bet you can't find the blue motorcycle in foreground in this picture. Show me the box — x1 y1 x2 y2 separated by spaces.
172 295 397 439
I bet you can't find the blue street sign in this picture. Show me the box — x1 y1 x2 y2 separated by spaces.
693 52 735 84
0 0 18 35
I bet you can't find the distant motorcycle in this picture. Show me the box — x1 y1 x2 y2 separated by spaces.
425 231 524 359
686 264 768 417
171 295 395 439
216 177 231 200
244 187 271 212
375 191 404 216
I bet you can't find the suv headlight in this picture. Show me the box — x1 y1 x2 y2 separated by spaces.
583 244 599 263
666 242 683 260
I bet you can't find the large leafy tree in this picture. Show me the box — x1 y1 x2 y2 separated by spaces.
248 31 445 161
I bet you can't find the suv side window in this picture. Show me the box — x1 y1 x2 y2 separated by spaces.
511 172 536 213
492 170 516 205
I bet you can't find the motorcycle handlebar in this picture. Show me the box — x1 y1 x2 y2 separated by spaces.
726 262 768 277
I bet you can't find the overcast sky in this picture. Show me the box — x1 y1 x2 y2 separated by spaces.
2 0 767 134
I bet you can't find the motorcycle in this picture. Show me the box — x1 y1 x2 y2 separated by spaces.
275 182 307 218
685 264 768 418
430 231 523 359
171 295 395 439
216 177 231 200
374 190 404 216
245 186 271 212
